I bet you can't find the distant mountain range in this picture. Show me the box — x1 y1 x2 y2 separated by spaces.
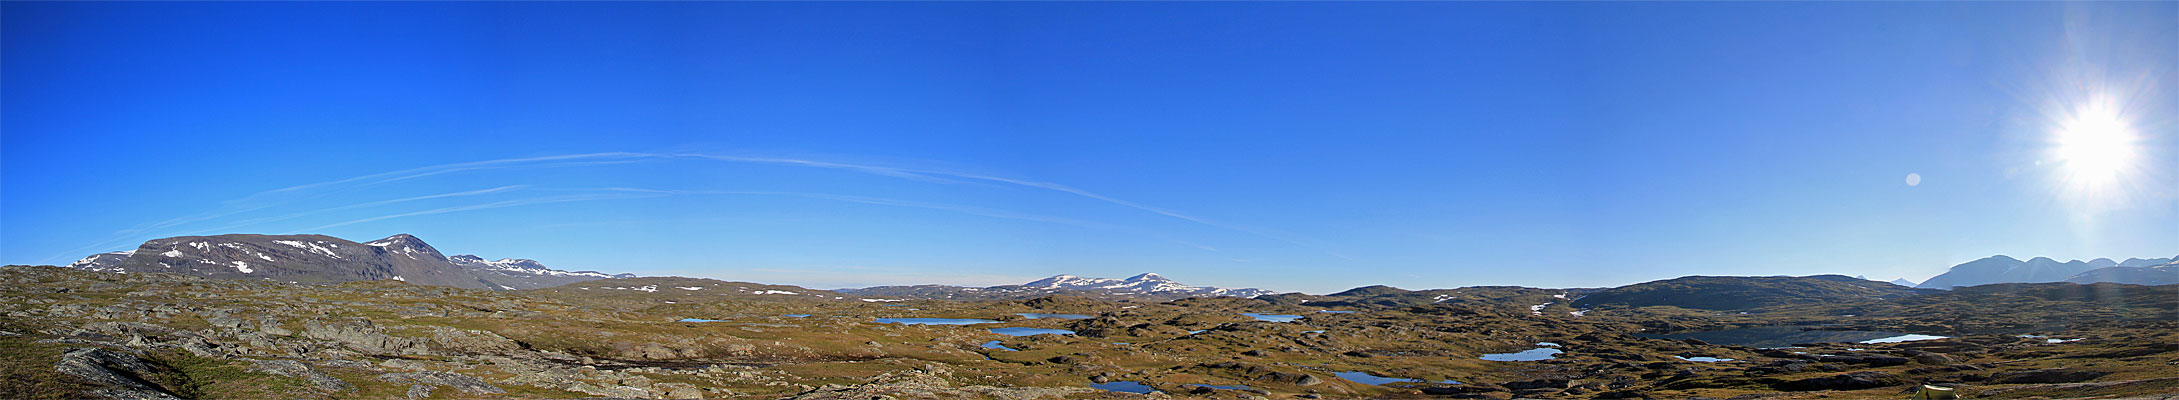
840 273 1276 301
64 233 632 290
55 233 2175 300
528 276 845 301
1917 255 2179 289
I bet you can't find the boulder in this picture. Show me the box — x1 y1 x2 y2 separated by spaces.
245 359 353 392
375 371 506 395
302 318 430 356
53 348 185 400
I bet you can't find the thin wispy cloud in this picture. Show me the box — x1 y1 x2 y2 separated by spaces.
193 185 530 234
49 151 1327 263
301 192 661 232
592 188 1219 251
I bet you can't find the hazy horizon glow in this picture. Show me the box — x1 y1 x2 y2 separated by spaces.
4 2 2175 293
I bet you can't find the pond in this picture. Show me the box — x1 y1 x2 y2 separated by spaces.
1316 310 1357 314
980 340 1018 351
782 314 810 318
1090 381 1156 394
1638 326 1944 348
989 327 1076 336
679 318 723 322
874 318 999 325
1240 313 1304 322
1334 371 1459 386
1674 356 1735 362
1859 334 1950 344
1479 347 1563 361
1016 313 1094 319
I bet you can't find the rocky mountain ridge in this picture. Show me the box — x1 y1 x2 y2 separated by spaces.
841 272 1275 301
63 233 631 291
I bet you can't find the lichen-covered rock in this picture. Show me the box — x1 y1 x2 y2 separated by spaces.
376 371 506 395
53 348 184 400
303 318 430 356
245 359 353 392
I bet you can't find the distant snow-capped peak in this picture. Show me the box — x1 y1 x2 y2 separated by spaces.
1019 273 1272 297
447 254 620 278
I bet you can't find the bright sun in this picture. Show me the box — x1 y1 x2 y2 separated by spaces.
2048 93 2152 209
2049 96 2142 202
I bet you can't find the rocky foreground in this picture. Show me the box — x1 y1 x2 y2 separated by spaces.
3 265 2177 399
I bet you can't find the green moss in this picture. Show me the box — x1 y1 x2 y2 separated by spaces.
0 335 98 399
152 351 312 399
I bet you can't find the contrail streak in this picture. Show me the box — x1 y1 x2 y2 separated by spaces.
48 151 1339 263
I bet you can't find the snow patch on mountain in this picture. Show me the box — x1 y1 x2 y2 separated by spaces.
447 255 619 278
1005 273 1273 298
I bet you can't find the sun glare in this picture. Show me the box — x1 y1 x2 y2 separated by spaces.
2055 105 2137 180
2048 95 2144 206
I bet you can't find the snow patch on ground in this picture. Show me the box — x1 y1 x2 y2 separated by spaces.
753 290 797 295
229 261 254 274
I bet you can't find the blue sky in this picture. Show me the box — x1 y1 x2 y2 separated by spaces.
4 2 2174 293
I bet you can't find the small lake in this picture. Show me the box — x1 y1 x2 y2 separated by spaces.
1859 334 1949 344
989 327 1076 336
1334 371 1459 386
980 340 1018 351
1317 310 1357 314
1675 356 1735 362
782 314 810 318
1090 381 1156 394
679 318 723 322
1639 326 1945 348
875 318 998 325
1016 313 1094 319
1479 347 1562 361
1241 313 1304 322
